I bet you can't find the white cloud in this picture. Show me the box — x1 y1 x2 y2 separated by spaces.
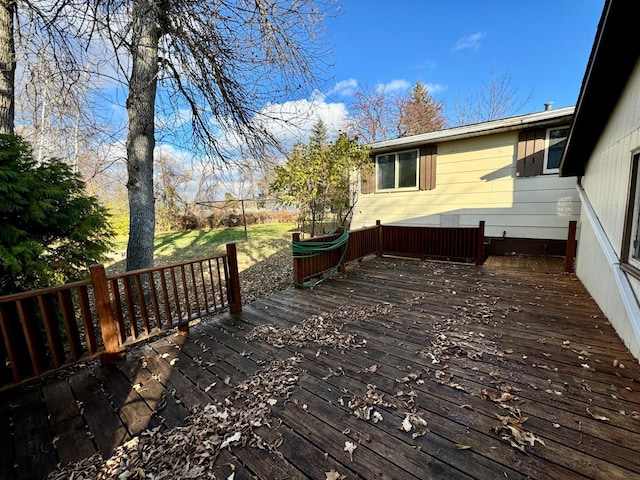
425 83 448 95
254 92 349 149
377 79 411 93
326 78 359 97
452 32 486 51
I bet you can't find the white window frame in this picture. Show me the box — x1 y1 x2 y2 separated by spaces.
626 153 640 271
375 149 419 191
543 125 570 174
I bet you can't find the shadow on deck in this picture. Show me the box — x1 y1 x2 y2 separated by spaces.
1 257 639 480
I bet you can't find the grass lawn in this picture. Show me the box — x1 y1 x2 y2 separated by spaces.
105 222 297 275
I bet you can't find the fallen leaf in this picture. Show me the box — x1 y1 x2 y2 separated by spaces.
455 444 471 450
325 470 345 480
220 432 242 449
586 407 610 421
402 415 412 432
361 364 379 374
344 441 357 462
495 414 546 452
372 411 383 423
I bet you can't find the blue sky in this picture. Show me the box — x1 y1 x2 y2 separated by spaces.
91 0 606 184
320 0 604 119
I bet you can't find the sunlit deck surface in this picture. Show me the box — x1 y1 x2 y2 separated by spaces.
2 256 640 480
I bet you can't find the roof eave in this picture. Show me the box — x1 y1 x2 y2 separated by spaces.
369 107 574 155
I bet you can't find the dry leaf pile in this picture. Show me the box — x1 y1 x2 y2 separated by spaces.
47 355 303 480
395 379 429 439
246 315 362 351
347 383 395 423
246 303 397 352
239 249 292 305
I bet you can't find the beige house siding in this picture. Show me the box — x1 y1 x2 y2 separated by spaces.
352 130 580 240
575 59 640 359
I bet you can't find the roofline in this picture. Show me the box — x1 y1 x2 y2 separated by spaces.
369 106 575 154
560 0 640 177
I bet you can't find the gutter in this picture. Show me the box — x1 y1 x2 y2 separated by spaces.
577 177 640 351
370 107 575 153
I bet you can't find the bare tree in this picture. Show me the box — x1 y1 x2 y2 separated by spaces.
64 0 333 271
0 0 333 271
450 70 531 126
348 81 446 143
0 0 95 135
346 83 401 143
0 0 15 134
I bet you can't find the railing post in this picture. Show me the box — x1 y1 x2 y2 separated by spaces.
226 243 242 314
90 264 125 364
337 227 347 273
565 220 577 273
475 221 485 266
292 232 303 288
376 220 383 257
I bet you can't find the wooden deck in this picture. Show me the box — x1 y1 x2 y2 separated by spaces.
2 257 640 479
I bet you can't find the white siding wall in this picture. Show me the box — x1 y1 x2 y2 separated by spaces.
577 59 640 360
352 131 580 239
575 218 639 359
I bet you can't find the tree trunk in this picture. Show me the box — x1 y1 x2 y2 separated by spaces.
125 0 160 272
0 0 15 134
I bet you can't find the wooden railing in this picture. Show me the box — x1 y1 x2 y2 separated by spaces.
0 243 242 389
292 221 485 286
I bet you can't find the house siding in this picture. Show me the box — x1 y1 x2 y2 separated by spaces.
351 130 580 241
575 58 640 359
575 220 638 357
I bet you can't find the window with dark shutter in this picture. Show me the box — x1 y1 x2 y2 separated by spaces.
517 127 569 177
362 145 437 193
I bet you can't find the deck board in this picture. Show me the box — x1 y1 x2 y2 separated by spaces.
1 257 640 480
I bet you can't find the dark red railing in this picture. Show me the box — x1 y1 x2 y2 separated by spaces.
0 244 242 389
292 221 485 286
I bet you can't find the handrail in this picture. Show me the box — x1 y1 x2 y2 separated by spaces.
0 243 242 390
0 279 92 303
291 222 485 287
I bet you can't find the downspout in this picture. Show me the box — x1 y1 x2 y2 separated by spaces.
576 176 640 349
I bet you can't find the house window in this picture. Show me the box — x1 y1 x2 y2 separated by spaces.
624 153 640 271
517 126 569 177
543 126 570 174
361 144 436 194
376 150 418 190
